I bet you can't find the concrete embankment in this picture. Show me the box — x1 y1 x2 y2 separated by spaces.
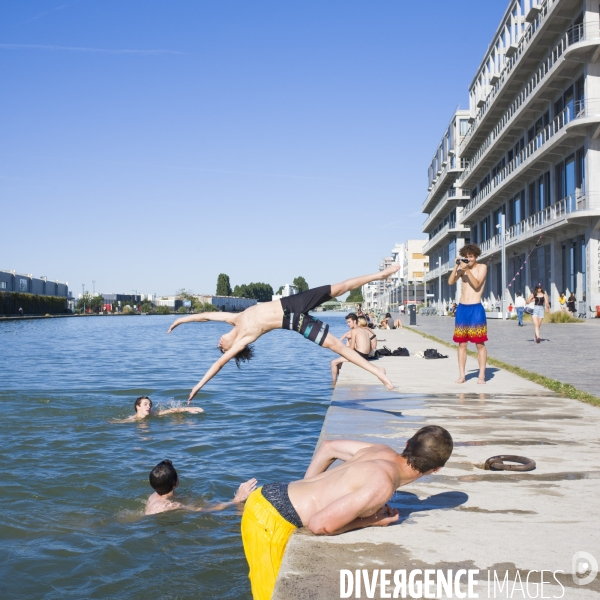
274 327 600 599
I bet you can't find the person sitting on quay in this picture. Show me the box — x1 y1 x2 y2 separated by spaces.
357 316 378 357
145 459 256 515
168 266 400 401
448 243 488 385
240 426 453 600
330 313 375 383
116 396 204 422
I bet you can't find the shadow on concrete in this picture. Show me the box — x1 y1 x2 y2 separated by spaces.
331 399 404 418
465 367 500 382
389 491 469 524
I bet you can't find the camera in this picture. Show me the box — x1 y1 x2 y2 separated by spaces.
456 258 469 265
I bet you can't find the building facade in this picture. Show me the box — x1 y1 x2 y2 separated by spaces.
402 240 429 305
0 270 70 298
457 0 600 314
422 111 471 306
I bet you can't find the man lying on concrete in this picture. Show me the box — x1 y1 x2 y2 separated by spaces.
168 266 400 401
240 425 453 600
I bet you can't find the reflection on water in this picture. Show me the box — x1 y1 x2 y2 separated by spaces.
0 313 345 599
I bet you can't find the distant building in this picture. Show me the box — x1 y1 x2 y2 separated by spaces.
272 284 298 301
196 295 257 311
403 240 429 305
101 293 143 312
0 270 70 298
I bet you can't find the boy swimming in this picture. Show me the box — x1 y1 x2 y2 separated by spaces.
116 396 204 422
145 459 257 515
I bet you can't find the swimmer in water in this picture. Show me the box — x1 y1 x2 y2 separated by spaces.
167 265 400 401
145 459 257 515
115 396 204 422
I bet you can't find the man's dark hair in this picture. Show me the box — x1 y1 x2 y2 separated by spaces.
345 313 358 322
385 313 392 318
149 459 178 496
402 425 453 474
517 292 522 296
459 244 482 258
221 344 255 368
135 396 152 411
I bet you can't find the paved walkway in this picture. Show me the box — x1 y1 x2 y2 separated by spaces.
274 328 600 600
396 314 600 397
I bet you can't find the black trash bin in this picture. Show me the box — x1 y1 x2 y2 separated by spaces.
409 304 417 325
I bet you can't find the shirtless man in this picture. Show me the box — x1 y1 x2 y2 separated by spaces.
241 425 453 599
448 244 488 384
115 396 204 422
330 313 373 383
168 266 400 401
145 459 256 515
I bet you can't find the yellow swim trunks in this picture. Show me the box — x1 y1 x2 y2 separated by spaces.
241 485 300 600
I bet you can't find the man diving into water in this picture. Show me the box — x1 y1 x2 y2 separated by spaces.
241 425 453 599
167 265 400 401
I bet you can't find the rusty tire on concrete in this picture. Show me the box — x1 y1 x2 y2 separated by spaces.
484 455 536 472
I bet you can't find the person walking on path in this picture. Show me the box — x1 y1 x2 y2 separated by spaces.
558 292 567 312
567 292 576 315
514 292 526 326
168 266 400 400
527 284 550 343
448 244 488 384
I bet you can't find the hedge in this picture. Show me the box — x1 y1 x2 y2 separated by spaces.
0 291 69 315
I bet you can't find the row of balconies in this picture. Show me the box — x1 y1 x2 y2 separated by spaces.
477 193 591 259
422 222 470 255
422 188 470 233
422 158 468 213
424 260 452 282
461 99 599 224
460 22 598 189
462 0 572 154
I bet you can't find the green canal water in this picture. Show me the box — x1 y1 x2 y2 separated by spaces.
0 313 346 599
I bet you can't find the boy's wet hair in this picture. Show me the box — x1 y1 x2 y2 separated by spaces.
459 244 482 258
135 396 152 411
221 344 254 368
402 425 453 474
149 459 178 496
345 313 358 322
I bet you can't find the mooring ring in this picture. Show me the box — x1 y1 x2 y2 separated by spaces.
484 455 536 472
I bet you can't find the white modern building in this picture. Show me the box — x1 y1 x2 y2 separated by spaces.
457 0 600 314
422 110 471 306
271 283 298 301
402 240 429 305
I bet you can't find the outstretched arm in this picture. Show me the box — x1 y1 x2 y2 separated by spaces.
304 439 375 479
167 312 237 334
188 340 251 402
192 478 258 512
156 407 204 416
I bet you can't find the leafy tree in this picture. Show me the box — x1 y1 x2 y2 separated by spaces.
140 300 155 314
156 305 171 315
76 292 92 313
293 276 309 293
216 274 232 296
276 285 284 295
233 282 273 302
346 288 364 303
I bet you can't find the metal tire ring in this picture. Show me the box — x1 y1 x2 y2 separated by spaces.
484 455 536 472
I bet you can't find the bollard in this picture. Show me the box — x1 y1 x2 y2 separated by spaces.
409 304 417 326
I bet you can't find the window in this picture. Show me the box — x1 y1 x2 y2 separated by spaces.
412 253 426 260
565 155 575 209
555 162 565 202
576 148 585 194
0 281 6 289
459 119 469 136
19 279 28 292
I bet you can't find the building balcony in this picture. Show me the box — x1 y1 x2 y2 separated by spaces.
422 158 467 214
423 223 470 256
424 260 452 282
460 0 589 156
462 99 600 224
478 194 599 259
459 23 600 188
422 188 470 233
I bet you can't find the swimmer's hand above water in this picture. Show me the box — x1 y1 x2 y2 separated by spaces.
232 478 258 503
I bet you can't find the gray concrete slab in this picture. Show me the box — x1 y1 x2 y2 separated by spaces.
274 329 600 600
397 314 600 397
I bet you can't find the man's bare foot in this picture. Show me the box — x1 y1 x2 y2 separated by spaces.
377 367 394 390
455 377 466 384
477 378 486 385
379 264 401 279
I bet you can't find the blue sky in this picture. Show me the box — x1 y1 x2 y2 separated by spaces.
1 1 507 296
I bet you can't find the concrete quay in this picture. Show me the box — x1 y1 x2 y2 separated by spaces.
274 328 600 599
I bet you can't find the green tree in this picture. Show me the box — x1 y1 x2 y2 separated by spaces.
76 292 92 313
216 274 232 296
140 300 155 314
89 295 105 313
346 288 364 303
293 276 309 293
276 285 284 295
232 282 274 302
156 305 171 315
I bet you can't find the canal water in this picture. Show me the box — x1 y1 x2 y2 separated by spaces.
0 312 346 599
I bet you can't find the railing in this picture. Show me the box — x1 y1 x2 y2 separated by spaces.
424 261 451 280
478 195 584 256
460 23 596 181
460 0 578 151
422 187 468 230
422 157 467 211
462 100 595 219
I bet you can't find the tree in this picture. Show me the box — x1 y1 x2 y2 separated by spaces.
156 305 171 315
276 285 284 295
216 274 232 296
232 282 274 302
76 292 92 313
346 288 364 303
293 276 309 293
89 295 105 313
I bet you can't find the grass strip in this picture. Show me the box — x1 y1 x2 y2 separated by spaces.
404 326 600 407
